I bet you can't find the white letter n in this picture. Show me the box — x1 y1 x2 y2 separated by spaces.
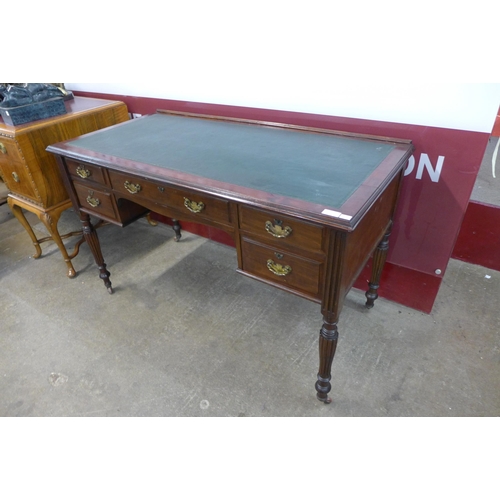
416 154 445 182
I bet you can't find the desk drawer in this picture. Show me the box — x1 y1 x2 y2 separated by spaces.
73 181 116 220
66 159 107 185
108 170 231 224
0 137 23 165
240 238 323 298
239 206 324 254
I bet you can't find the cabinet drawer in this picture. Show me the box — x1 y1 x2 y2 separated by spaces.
0 137 23 165
239 206 324 254
0 160 39 202
108 170 231 224
66 159 106 185
73 182 116 220
240 238 323 298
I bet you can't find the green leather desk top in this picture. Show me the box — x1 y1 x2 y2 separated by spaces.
67 113 396 209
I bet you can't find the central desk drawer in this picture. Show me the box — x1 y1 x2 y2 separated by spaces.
240 238 323 298
108 170 231 224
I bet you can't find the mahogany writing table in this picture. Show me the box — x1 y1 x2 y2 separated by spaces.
47 111 413 403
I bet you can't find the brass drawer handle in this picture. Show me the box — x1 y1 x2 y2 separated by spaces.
267 259 292 276
12 172 20 183
0 143 6 154
124 180 141 194
86 191 100 208
76 165 91 178
265 219 292 238
184 197 205 213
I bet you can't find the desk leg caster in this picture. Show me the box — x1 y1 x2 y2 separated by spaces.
316 390 332 404
97 265 112 293
316 318 338 405
365 224 391 309
94 262 113 294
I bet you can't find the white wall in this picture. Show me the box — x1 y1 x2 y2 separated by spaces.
59 2 500 133
18 0 493 134
66 82 500 133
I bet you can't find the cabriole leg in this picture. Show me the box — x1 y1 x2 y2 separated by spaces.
8 199 42 259
39 211 77 278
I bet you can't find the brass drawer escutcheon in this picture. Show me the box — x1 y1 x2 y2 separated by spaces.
76 165 91 178
124 180 142 194
12 172 20 183
86 191 101 208
267 259 292 276
265 219 292 238
0 143 6 154
184 197 205 213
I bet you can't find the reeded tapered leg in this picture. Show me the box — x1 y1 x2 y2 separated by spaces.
365 223 392 309
315 316 339 404
80 212 113 293
172 219 182 241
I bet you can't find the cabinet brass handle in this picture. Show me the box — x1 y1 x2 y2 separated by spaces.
76 165 91 178
0 143 6 154
267 259 292 276
86 191 100 208
184 197 205 213
265 220 292 238
12 172 20 183
124 180 141 194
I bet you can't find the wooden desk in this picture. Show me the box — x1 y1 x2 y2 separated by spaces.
0 97 129 277
47 111 413 403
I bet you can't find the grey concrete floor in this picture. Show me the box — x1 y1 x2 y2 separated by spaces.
1 201 499 417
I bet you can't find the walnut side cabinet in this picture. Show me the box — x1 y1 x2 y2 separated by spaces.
0 96 129 277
